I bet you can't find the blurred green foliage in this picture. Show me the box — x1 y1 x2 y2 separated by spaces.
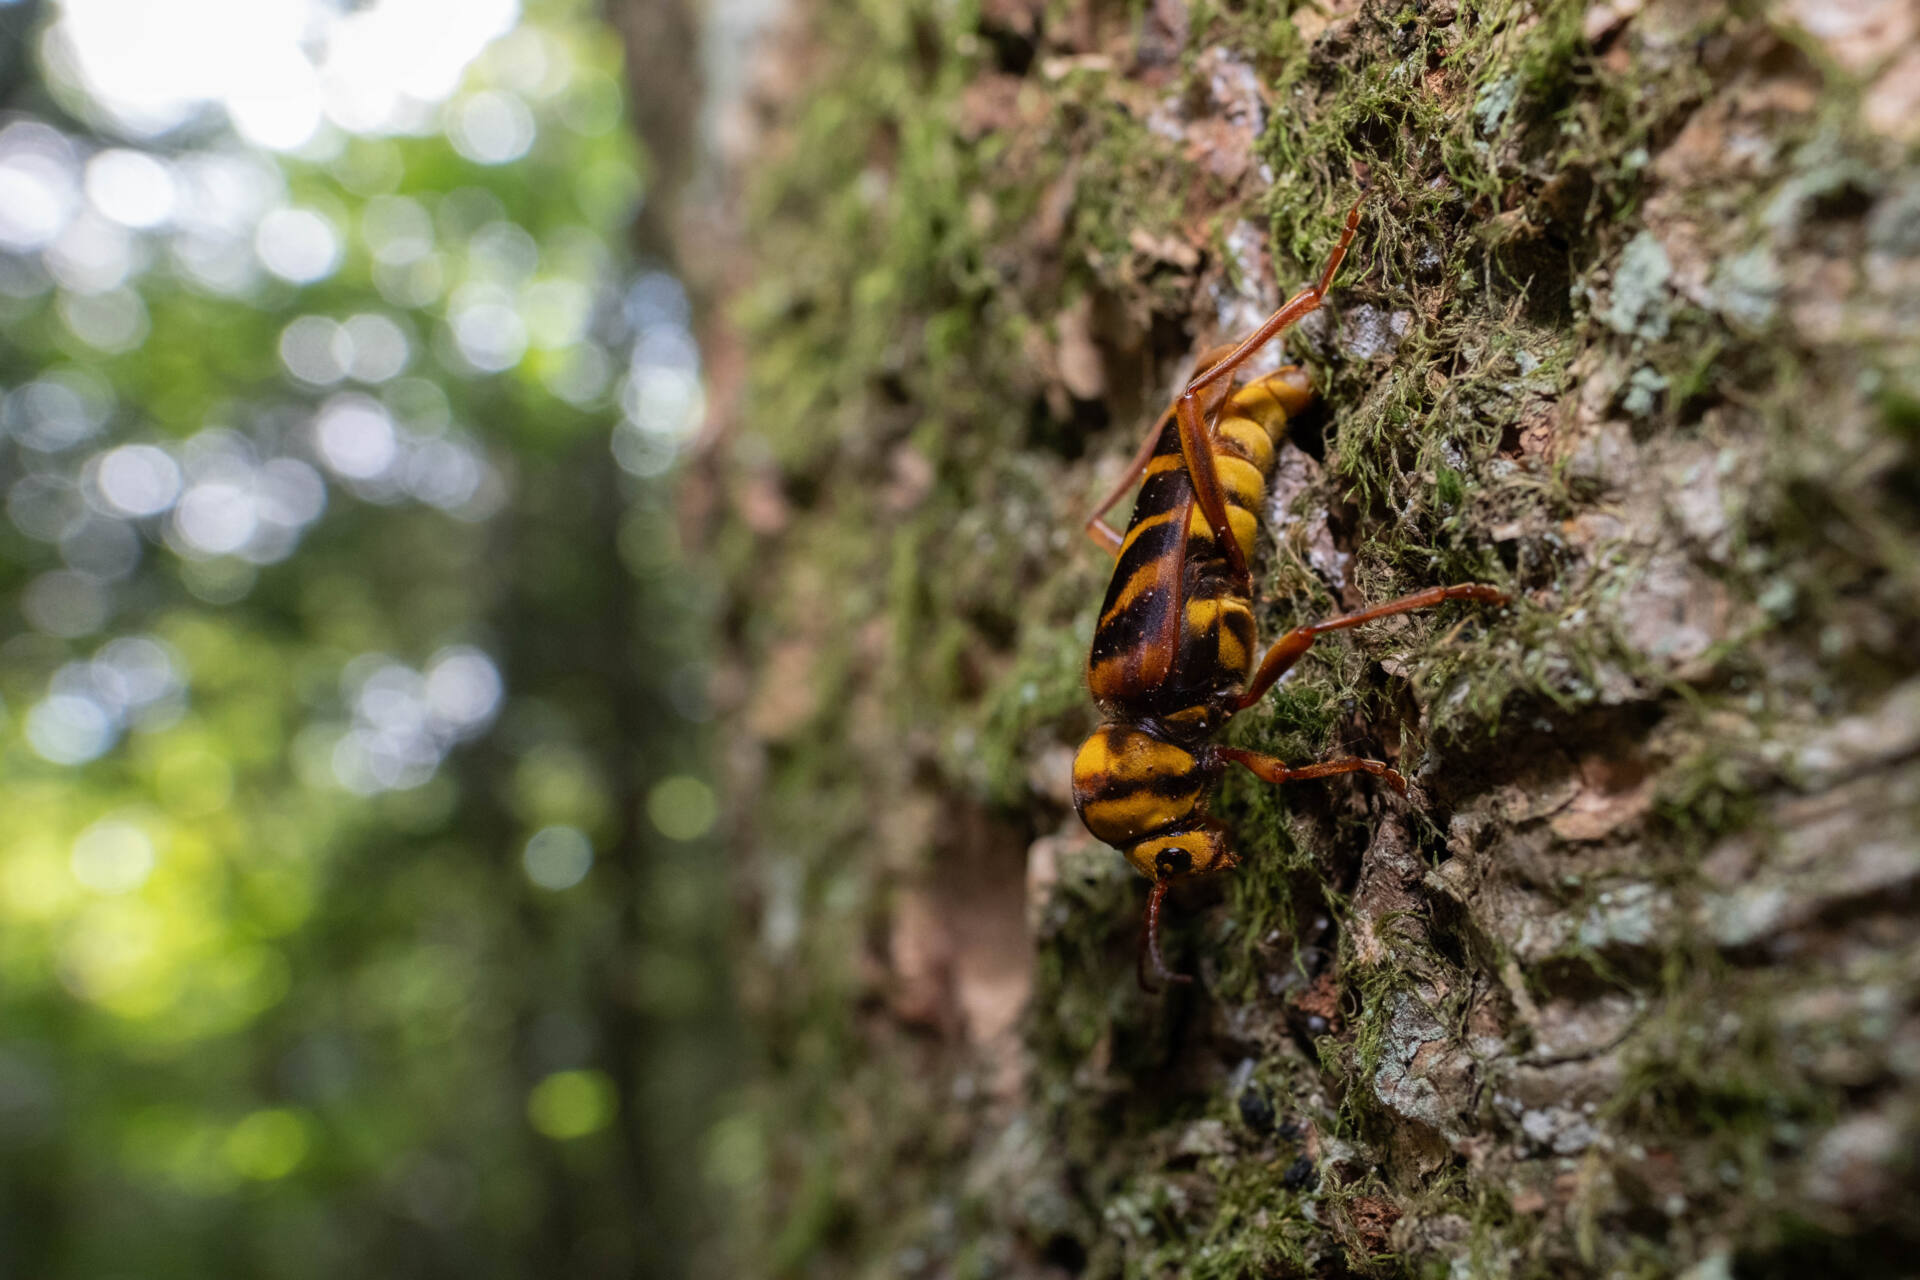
0 2 725 1276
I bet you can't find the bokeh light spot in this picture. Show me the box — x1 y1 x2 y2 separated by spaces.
313 395 397 480
91 635 183 713
341 312 411 382
6 370 113 452
646 776 716 842
58 286 149 352
279 315 348 385
623 366 705 441
25 693 116 764
448 91 535 165
21 570 111 637
424 646 502 731
224 1108 311 1180
95 443 183 516
522 825 592 891
85 147 177 227
254 457 328 529
70 817 156 894
449 295 526 373
45 211 135 294
256 208 342 284
9 474 84 542
404 438 485 512
0 122 78 251
526 1069 614 1140
173 481 259 556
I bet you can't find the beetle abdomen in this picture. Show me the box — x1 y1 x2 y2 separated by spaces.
1070 723 1208 846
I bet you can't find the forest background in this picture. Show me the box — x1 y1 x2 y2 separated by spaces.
0 1 726 1276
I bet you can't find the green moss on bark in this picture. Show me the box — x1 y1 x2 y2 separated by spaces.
694 0 1920 1275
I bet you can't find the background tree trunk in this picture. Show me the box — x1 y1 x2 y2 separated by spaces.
639 0 1920 1274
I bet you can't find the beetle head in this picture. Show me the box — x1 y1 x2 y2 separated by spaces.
1121 825 1234 882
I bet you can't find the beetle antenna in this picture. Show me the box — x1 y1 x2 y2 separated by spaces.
1138 880 1195 992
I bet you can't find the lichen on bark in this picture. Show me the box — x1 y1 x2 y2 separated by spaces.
679 0 1920 1275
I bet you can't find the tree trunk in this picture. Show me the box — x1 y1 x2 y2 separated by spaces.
649 0 1920 1274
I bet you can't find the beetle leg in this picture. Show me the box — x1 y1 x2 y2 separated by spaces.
1216 745 1409 795
1138 878 1195 992
1171 194 1365 590
1235 583 1508 710
1174 389 1255 590
1085 403 1174 555
1181 195 1364 410
1086 345 1241 556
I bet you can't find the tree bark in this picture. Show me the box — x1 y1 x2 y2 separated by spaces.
646 0 1920 1274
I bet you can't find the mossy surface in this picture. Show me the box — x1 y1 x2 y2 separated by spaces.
689 0 1920 1275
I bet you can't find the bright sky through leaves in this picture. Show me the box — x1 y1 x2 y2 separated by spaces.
48 0 522 147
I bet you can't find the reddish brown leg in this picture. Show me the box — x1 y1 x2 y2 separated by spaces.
1217 745 1409 796
1138 879 1194 992
1175 390 1255 590
1184 197 1364 405
1085 344 1242 555
1170 196 1366 587
1085 403 1174 554
1235 583 1508 710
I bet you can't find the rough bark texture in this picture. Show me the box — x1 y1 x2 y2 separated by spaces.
667 0 1920 1275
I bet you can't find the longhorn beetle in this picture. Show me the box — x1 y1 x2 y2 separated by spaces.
1069 197 1506 989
